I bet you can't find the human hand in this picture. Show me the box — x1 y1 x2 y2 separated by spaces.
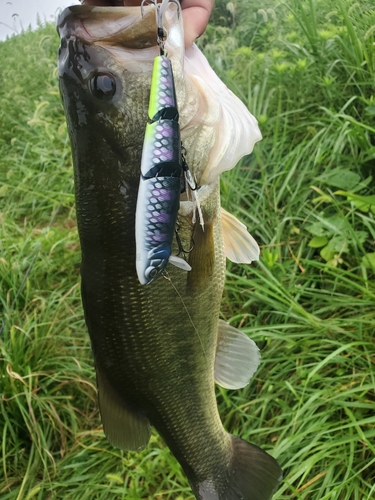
82 1 215 47
179 0 215 47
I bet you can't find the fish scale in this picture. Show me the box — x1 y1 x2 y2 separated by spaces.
82 184 228 477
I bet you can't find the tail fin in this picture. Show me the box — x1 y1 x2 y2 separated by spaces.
190 435 282 500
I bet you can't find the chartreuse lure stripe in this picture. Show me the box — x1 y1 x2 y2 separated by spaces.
148 56 179 122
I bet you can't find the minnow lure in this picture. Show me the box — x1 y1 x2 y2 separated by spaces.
135 0 191 285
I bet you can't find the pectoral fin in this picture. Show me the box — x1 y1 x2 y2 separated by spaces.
96 366 151 451
221 208 260 263
214 320 261 389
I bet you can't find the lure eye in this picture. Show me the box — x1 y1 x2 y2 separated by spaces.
145 267 159 281
89 73 116 100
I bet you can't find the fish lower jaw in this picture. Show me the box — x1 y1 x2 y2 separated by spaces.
58 2 157 48
81 1 140 6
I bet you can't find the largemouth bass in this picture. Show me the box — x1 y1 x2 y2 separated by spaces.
57 3 282 499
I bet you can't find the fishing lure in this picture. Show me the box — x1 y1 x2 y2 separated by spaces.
135 0 192 285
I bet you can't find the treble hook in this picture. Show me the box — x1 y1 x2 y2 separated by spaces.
140 0 154 18
141 0 181 54
181 145 198 191
140 0 181 20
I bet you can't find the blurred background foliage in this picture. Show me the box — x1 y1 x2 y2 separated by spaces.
0 1 374 499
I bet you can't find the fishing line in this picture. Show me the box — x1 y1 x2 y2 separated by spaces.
0 204 61 337
163 270 206 358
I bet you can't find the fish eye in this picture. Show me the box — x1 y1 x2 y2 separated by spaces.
89 73 116 100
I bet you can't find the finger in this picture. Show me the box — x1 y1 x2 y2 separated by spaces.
181 0 214 47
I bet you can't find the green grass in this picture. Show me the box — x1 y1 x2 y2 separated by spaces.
1 1 374 499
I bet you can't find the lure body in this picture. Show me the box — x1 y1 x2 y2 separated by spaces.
135 55 184 285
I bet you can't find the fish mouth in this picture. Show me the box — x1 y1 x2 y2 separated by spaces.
80 1 140 5
57 1 157 47
80 1 141 5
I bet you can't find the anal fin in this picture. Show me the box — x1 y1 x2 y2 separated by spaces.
215 320 261 389
96 365 151 452
221 207 260 263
